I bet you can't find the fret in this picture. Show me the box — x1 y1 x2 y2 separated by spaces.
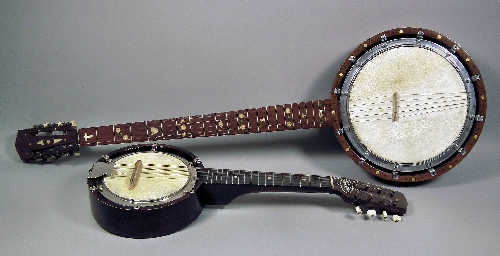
176 117 192 138
113 124 131 143
276 105 286 131
310 175 321 187
251 171 260 185
161 119 177 139
266 106 278 132
78 99 333 147
292 103 300 129
130 122 148 142
78 127 98 146
189 115 204 138
236 110 249 134
256 107 268 132
282 173 292 186
203 114 218 136
291 174 303 187
321 99 332 128
214 112 228 135
306 101 314 127
227 111 239 135
96 125 114 145
283 104 295 130
243 170 249 185
229 169 238 185
312 101 321 128
146 120 163 141
298 102 307 128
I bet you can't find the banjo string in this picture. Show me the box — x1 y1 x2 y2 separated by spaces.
350 103 467 122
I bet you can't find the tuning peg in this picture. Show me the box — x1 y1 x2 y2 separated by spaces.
355 206 362 214
366 209 376 217
392 215 402 222
382 211 388 221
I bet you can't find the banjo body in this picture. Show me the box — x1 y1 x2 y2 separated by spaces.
16 27 487 182
331 28 486 182
87 144 407 238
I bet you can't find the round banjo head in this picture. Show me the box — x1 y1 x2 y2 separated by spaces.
87 144 204 238
331 27 487 182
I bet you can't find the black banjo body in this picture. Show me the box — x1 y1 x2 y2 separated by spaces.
88 144 407 238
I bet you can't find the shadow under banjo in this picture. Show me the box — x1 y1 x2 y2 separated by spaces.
88 144 407 238
16 27 487 182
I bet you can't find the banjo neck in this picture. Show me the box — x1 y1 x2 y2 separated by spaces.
77 99 333 147
196 168 407 217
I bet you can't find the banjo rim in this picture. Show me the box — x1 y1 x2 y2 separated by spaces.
330 27 487 182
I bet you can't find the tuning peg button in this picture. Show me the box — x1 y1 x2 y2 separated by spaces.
366 209 376 217
355 206 362 214
382 211 388 221
392 215 402 222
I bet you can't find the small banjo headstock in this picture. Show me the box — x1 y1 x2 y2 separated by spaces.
333 177 407 220
15 121 80 162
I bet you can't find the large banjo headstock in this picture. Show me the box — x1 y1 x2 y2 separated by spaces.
15 121 80 162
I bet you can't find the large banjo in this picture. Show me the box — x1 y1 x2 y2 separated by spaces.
16 28 487 182
88 144 407 238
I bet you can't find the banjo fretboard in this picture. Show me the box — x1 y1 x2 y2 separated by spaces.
78 99 332 147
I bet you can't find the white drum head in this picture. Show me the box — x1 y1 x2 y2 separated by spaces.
104 152 192 202
348 46 467 164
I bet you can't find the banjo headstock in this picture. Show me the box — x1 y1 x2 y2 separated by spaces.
15 121 80 162
333 178 407 220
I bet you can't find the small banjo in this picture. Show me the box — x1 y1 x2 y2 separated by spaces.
16 27 487 182
87 144 407 238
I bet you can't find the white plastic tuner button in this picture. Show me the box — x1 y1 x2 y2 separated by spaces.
392 215 402 222
355 206 362 214
366 209 376 217
382 211 388 221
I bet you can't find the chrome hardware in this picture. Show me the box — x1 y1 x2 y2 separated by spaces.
336 128 344 135
417 31 424 39
428 168 437 176
457 148 467 155
381 34 387 42
102 154 110 163
88 162 114 179
359 158 366 165
392 171 399 180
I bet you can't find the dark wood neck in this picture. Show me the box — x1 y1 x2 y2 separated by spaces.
196 168 408 216
77 99 333 147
